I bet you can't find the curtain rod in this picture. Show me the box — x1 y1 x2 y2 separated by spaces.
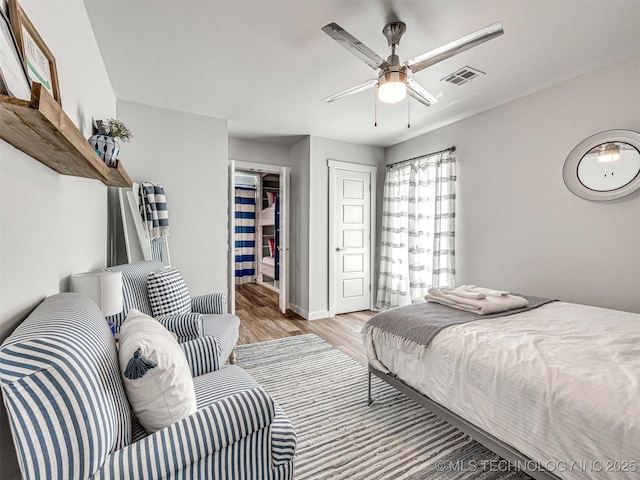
387 146 456 169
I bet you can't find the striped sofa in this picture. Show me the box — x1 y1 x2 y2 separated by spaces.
103 260 239 367
0 293 296 479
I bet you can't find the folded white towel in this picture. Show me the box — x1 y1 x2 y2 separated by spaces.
425 294 479 313
436 287 486 300
460 285 509 297
425 291 528 315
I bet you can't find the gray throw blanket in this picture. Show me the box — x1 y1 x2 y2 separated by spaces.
365 294 555 349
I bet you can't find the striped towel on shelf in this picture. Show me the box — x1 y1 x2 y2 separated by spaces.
139 182 170 241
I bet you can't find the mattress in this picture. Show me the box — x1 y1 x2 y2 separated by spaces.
364 302 640 480
260 206 275 225
261 256 275 277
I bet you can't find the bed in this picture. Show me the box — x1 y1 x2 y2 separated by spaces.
260 205 275 225
261 255 275 278
363 300 640 480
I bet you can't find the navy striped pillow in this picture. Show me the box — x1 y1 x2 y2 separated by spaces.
147 268 192 316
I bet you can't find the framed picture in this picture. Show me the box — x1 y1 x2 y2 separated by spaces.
8 0 60 104
0 7 31 99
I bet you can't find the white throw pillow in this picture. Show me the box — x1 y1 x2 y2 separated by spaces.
118 309 197 433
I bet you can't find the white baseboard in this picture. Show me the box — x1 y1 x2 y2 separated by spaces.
289 304 308 320
288 305 330 321
307 310 330 321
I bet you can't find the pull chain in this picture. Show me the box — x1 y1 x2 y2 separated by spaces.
407 93 411 128
374 84 378 127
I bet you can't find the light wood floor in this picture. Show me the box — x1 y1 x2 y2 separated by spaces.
235 283 375 365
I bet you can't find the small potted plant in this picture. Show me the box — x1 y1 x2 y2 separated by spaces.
88 118 134 167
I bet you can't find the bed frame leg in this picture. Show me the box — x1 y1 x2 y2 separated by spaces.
367 371 373 406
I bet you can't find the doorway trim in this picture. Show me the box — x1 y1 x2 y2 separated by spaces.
328 159 377 317
229 160 290 315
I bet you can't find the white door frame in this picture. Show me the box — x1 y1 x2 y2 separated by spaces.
227 161 236 314
328 159 377 317
278 167 290 314
229 160 290 314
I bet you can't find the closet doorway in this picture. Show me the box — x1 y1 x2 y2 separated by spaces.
228 161 290 315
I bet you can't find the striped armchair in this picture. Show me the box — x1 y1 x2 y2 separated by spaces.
103 260 239 366
0 293 296 480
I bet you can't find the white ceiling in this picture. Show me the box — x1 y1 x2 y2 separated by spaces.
85 1 640 148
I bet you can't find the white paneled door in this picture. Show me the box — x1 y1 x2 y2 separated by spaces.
329 163 375 315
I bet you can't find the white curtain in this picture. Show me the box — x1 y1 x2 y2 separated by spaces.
376 153 456 309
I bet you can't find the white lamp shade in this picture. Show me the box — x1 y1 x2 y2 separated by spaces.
378 70 407 104
72 271 123 317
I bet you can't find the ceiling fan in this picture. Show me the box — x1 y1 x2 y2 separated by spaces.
321 21 504 106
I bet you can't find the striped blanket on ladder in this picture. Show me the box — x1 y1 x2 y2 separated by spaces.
139 182 170 265
139 182 170 240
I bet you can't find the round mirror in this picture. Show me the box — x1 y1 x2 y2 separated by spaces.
563 130 640 201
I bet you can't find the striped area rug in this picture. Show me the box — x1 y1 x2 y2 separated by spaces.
235 334 530 480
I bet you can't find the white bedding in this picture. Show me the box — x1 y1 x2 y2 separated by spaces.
261 256 275 266
365 302 640 480
260 206 275 225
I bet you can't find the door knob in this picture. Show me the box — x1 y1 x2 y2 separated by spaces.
336 247 347 251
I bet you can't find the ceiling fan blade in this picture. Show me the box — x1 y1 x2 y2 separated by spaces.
322 23 390 70
322 78 378 103
407 78 439 106
406 22 504 73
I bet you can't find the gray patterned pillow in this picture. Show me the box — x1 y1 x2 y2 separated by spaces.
147 268 192 316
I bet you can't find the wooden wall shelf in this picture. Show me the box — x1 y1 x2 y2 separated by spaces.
105 160 132 187
0 83 132 188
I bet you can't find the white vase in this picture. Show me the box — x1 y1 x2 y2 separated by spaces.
89 134 120 167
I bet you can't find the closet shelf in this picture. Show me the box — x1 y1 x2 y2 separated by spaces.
0 83 132 188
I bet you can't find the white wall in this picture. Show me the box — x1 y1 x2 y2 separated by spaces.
308 136 385 318
229 137 294 168
117 101 228 295
386 55 640 313
0 1 115 477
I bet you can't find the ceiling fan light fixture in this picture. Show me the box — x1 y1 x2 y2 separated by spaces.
321 19 502 112
378 70 407 104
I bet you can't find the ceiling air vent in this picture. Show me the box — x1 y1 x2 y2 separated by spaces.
441 66 485 86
